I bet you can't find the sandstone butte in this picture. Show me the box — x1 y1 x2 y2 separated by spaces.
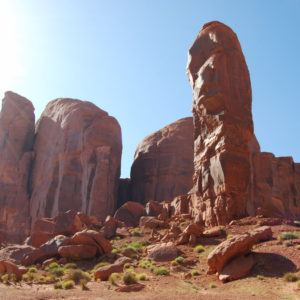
186 21 300 226
130 117 194 205
0 94 122 243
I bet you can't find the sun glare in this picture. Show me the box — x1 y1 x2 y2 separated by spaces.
0 0 24 96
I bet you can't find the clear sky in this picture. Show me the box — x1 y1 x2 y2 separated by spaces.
0 0 299 178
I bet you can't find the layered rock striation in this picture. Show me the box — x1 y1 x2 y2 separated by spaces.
131 117 193 205
30 98 122 223
187 21 300 225
0 92 35 243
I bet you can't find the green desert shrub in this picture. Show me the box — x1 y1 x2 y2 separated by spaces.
124 263 132 269
153 267 169 276
63 269 90 285
51 266 65 276
297 279 300 288
63 280 75 289
171 260 178 266
191 270 200 276
283 272 298 282
123 271 137 285
64 263 77 269
28 266 37 273
209 282 217 288
109 272 121 285
277 231 299 241
1 274 9 284
226 234 234 240
174 256 184 263
194 245 205 253
257 275 264 280
137 273 149 281
54 281 62 289
111 248 118 254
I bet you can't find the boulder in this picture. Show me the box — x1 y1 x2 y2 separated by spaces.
58 244 97 260
131 117 194 205
146 242 178 261
0 260 27 280
114 201 146 227
70 229 112 254
103 216 117 239
29 218 56 248
171 195 190 216
113 256 132 267
0 92 35 243
207 226 272 274
219 254 254 282
39 235 71 259
139 216 165 229
203 227 223 238
30 98 122 224
0 244 44 266
182 223 204 237
146 200 164 217
94 263 123 280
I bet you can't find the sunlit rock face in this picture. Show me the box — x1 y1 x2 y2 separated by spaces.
30 98 122 223
187 21 300 224
187 21 254 226
131 117 194 205
0 92 35 243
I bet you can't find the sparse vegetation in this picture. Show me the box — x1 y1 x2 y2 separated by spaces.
153 267 169 276
137 273 149 281
64 263 77 269
226 234 234 240
63 269 90 285
257 275 264 280
194 245 205 253
297 279 300 289
283 272 299 282
28 266 37 273
54 281 62 289
124 262 132 269
123 271 137 285
283 241 292 247
209 282 217 288
62 280 75 289
191 270 200 276
174 256 184 263
138 259 155 269
277 231 299 241
109 272 121 285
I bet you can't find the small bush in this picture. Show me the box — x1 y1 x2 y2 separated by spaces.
48 262 60 269
174 256 184 263
54 281 62 289
297 279 300 289
226 234 234 240
80 279 89 290
123 271 137 285
64 263 77 269
63 280 75 289
139 259 154 269
137 273 149 281
109 272 121 285
194 245 205 253
124 263 132 269
153 267 169 276
209 282 217 288
257 275 264 280
63 269 90 285
191 270 200 276
283 272 298 282
130 240 150 250
171 260 178 266
28 266 37 273
22 273 35 282
111 248 118 254
131 229 141 237
1 274 9 284
51 267 65 277
277 231 299 241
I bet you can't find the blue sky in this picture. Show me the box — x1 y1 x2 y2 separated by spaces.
0 0 299 177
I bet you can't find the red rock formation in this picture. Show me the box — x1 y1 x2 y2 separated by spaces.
187 21 300 224
30 98 122 223
0 92 35 243
187 21 254 226
131 117 193 205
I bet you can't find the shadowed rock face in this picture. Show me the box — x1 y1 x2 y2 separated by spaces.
0 91 35 243
187 21 300 224
131 117 193 205
30 98 122 223
187 21 254 226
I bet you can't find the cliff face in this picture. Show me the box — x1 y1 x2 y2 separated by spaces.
30 98 122 223
130 117 194 205
187 21 300 225
0 92 35 243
